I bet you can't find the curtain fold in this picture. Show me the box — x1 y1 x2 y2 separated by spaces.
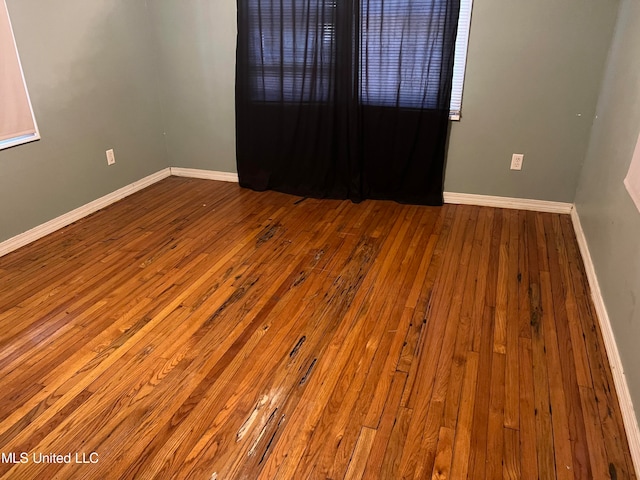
236 0 460 205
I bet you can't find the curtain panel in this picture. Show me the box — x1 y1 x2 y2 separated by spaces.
236 0 460 205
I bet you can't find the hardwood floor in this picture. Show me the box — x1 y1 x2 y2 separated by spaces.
0 176 634 479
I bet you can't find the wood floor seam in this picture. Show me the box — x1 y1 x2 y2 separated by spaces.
0 177 633 479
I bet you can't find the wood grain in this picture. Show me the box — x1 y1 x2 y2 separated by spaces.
0 177 634 479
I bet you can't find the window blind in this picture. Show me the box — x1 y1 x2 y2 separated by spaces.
0 0 38 148
450 0 472 120
248 0 472 116
359 0 450 109
624 132 640 213
248 0 336 102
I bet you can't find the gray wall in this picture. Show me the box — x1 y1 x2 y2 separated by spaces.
149 0 618 203
1 0 620 245
575 0 640 410
445 0 618 202
0 0 167 242
1 0 639 441
148 0 237 172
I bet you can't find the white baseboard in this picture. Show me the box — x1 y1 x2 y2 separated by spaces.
444 192 573 214
170 167 239 183
571 208 640 475
0 168 171 258
164 175 573 214
0 167 637 474
0 167 236 258
163 174 574 216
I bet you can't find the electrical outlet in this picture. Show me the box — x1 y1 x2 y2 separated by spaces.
106 149 115 166
510 153 524 171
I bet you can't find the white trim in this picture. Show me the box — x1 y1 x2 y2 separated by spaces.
0 165 638 475
624 131 640 213
0 132 39 150
571 207 640 476
443 192 573 214
450 0 473 119
170 167 239 183
0 168 171 258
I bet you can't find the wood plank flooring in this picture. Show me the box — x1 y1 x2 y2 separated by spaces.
0 176 634 479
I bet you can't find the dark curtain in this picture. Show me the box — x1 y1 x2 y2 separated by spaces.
236 0 460 205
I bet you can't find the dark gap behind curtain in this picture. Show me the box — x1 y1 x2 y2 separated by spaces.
236 0 460 205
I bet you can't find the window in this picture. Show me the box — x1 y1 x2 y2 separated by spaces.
360 0 449 109
624 132 640 213
450 0 472 119
0 0 39 151
248 0 472 118
248 0 337 102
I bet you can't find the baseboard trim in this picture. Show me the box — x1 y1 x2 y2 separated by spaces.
444 192 573 214
170 167 239 183
0 168 638 473
165 175 574 214
163 174 575 215
571 208 640 475
0 168 171 258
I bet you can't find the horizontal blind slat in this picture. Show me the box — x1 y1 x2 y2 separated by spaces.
450 0 472 116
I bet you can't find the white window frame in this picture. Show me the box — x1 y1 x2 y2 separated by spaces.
0 0 39 151
624 131 640 213
450 0 473 120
